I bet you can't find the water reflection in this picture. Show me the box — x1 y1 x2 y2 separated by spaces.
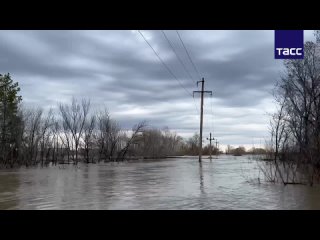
199 162 205 194
0 171 20 209
1 156 320 209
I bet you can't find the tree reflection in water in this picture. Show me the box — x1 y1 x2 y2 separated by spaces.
0 172 20 209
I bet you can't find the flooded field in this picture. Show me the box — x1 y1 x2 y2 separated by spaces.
1 155 320 209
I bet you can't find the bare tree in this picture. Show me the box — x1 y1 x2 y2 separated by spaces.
23 108 43 166
59 98 90 164
116 121 146 161
81 115 96 163
50 119 60 165
0 95 188 167
263 36 320 186
39 109 54 166
184 133 200 155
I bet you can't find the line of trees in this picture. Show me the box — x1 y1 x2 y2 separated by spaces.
226 145 266 155
261 33 320 186
179 133 221 155
3 72 253 168
1 73 216 168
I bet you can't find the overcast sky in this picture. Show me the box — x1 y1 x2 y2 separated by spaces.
0 30 316 150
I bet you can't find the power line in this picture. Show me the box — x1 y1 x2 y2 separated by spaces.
175 31 213 142
138 30 193 97
210 94 214 136
174 31 216 154
193 95 200 115
138 30 200 122
193 78 212 162
204 94 214 140
176 30 201 80
161 30 196 84
160 30 200 114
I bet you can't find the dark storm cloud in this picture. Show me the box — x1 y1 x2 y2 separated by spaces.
0 30 316 149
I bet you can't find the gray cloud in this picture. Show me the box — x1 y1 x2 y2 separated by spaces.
0 30 316 150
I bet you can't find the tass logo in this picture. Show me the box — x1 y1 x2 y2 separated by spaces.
275 30 304 59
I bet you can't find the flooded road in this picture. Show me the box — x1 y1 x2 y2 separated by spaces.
1 155 320 209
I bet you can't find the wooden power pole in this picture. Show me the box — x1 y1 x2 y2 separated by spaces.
207 133 214 160
215 139 219 153
193 78 212 162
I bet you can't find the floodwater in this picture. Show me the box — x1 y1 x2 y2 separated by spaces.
1 155 320 209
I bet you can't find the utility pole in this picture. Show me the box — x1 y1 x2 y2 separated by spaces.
207 133 214 160
215 139 219 152
193 78 212 162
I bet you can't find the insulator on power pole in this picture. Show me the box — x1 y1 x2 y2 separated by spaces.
193 78 213 163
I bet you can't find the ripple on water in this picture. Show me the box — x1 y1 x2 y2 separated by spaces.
1 156 320 209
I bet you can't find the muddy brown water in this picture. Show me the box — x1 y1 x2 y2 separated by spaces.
1 155 320 209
